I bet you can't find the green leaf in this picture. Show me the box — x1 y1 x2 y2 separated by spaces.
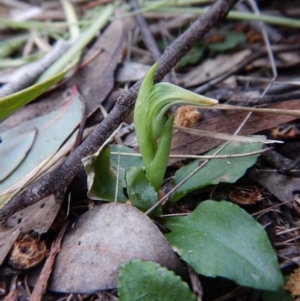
263 288 292 301
0 67 68 120
110 145 144 186
146 116 174 191
171 141 263 203
134 62 157 167
0 34 29 58
0 86 82 192
125 166 161 213
148 83 217 141
118 260 196 301
61 0 80 40
134 62 217 191
207 31 246 52
163 200 284 291
262 277 292 301
0 52 43 68
84 146 123 201
179 43 205 68
83 145 143 202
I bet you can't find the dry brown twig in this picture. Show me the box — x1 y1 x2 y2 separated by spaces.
29 222 69 301
0 0 239 225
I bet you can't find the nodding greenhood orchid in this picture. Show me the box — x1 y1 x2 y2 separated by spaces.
134 62 218 191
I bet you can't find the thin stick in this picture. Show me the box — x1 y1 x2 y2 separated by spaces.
251 200 292 217
129 0 161 61
175 126 282 144
29 222 69 301
145 141 231 215
228 0 277 149
110 148 271 159
236 76 300 87
114 152 121 203
212 104 300 117
230 92 300 106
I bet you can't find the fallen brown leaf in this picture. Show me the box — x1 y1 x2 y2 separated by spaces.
0 195 61 265
29 222 68 301
179 49 251 87
171 100 300 164
67 14 136 116
249 171 300 209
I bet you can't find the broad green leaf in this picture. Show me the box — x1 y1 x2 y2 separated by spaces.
125 166 161 213
263 277 292 301
207 31 246 51
171 141 263 203
118 260 196 301
0 130 36 182
263 288 292 301
0 86 82 193
110 145 144 187
84 146 126 202
163 200 284 291
83 145 143 202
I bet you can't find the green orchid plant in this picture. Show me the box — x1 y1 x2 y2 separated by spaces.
134 62 218 191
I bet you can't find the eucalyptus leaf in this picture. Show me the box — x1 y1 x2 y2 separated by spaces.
0 86 82 193
0 130 37 182
163 200 284 291
125 166 161 213
171 141 263 203
118 260 196 301
0 67 68 120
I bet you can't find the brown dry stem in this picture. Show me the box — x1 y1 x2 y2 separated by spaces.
29 222 69 301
